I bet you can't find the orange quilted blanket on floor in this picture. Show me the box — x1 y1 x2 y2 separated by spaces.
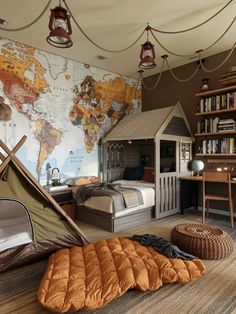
38 237 205 313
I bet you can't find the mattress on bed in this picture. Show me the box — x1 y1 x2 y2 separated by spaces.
83 181 155 215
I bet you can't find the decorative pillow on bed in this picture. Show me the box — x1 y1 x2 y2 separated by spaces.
123 167 134 180
123 166 144 180
142 168 155 183
64 176 101 186
129 166 144 180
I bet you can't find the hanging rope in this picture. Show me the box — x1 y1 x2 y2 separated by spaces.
150 0 234 34
150 15 236 58
150 29 196 58
199 42 236 72
202 16 236 51
0 0 234 86
165 57 201 82
0 0 52 32
141 57 165 91
63 0 146 53
136 71 142 89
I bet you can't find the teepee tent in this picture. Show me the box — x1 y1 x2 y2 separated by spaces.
0 136 89 272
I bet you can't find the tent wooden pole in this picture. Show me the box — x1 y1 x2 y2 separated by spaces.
0 137 90 244
0 152 4 160
0 136 26 173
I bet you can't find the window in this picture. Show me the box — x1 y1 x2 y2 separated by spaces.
160 140 176 173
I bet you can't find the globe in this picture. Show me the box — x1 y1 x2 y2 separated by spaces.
192 160 204 176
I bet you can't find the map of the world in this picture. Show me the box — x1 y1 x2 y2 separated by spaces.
0 38 141 184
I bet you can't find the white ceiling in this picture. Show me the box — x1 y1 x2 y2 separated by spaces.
0 0 235 78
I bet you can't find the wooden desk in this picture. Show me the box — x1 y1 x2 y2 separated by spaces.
180 175 236 214
180 175 236 183
180 175 203 181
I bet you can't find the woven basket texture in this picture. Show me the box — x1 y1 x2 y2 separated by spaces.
171 223 233 260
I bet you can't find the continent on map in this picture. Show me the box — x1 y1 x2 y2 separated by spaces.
70 75 141 152
0 42 49 116
95 76 141 123
0 96 12 121
34 119 62 175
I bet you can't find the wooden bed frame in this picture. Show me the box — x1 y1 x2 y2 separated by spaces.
76 205 155 233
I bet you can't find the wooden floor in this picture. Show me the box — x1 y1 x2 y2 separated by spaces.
76 209 232 243
1 210 236 314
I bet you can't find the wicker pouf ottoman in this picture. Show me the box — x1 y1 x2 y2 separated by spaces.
171 223 233 260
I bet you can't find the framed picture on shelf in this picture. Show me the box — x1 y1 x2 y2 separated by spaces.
180 142 191 161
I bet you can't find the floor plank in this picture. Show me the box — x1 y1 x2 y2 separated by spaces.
0 210 235 314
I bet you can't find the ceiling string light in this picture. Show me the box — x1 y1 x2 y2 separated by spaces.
0 0 235 89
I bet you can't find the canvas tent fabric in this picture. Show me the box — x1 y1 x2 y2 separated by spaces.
0 137 88 272
104 106 174 141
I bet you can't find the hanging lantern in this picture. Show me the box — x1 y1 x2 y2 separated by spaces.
139 41 156 70
47 5 73 48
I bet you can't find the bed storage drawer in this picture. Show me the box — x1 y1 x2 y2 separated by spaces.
76 205 154 233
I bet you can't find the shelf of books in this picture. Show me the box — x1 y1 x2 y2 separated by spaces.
197 138 236 155
196 117 236 135
196 88 236 114
195 85 236 157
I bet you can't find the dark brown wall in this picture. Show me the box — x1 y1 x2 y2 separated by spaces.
142 50 236 135
143 50 236 215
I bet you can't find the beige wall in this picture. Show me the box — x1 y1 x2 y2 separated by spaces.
142 50 236 135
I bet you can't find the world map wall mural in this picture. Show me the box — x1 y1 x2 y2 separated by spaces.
0 38 141 184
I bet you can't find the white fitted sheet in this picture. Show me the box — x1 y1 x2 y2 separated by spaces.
83 180 155 216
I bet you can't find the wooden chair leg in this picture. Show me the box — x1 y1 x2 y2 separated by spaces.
202 198 206 224
229 198 234 228
206 199 210 218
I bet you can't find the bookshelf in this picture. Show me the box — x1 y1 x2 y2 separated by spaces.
195 84 236 157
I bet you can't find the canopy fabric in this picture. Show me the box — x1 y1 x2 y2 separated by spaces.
104 106 174 141
0 163 74 241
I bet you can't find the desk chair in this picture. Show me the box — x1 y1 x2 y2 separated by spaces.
202 172 234 228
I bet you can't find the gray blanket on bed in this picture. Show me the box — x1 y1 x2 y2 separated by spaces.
74 183 144 213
